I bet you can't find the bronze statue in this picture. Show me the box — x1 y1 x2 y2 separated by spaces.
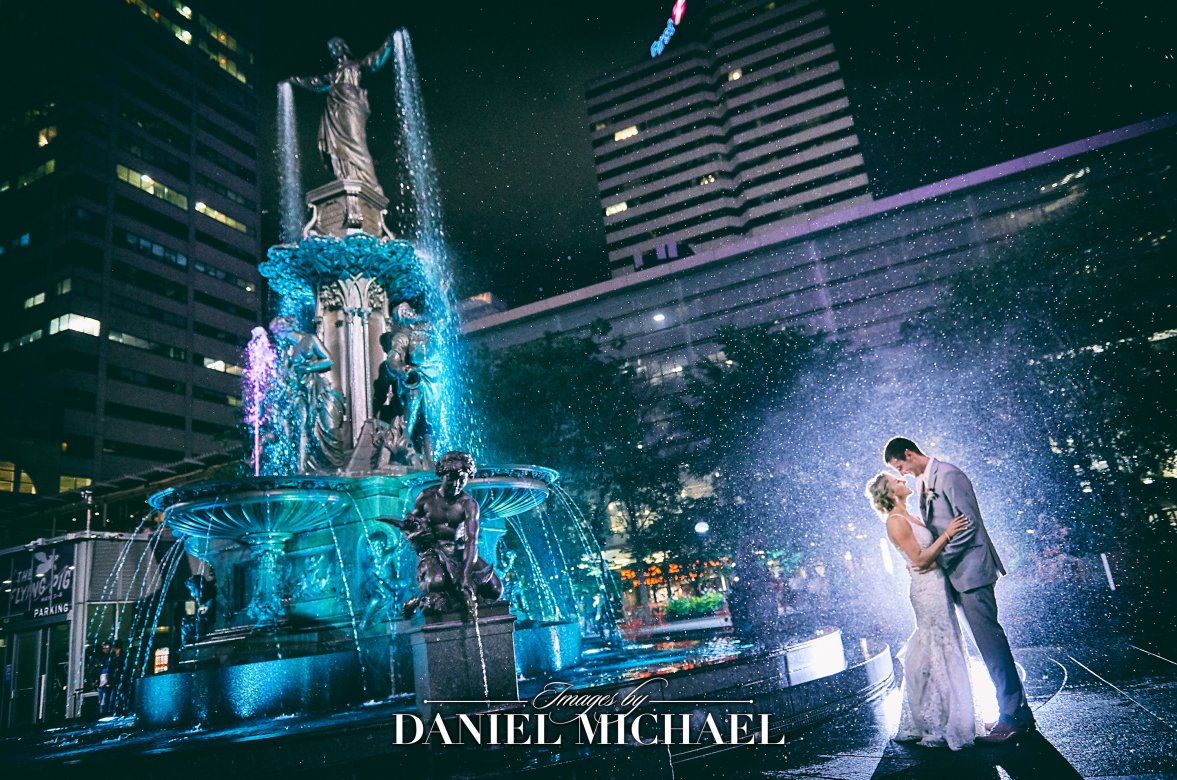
270 316 346 472
372 302 435 466
287 34 396 194
179 575 216 647
358 529 401 629
392 451 502 617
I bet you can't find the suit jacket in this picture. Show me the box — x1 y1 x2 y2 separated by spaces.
920 459 1006 593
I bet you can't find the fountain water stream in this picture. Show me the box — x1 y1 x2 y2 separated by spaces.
110 27 872 735
277 81 303 244
392 29 481 457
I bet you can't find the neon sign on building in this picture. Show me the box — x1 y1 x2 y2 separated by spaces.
650 0 687 58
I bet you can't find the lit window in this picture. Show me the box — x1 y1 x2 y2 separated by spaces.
172 1 192 18
59 475 92 493
37 126 57 147
1 329 43 352
202 356 244 376
153 647 171 674
108 330 187 361
57 278 72 295
728 69 743 82
195 201 250 234
49 313 102 338
605 202 628 217
8 159 56 191
197 40 248 84
593 122 607 132
613 126 639 142
0 462 36 494
198 14 250 57
116 164 188 210
126 0 193 45
23 292 46 309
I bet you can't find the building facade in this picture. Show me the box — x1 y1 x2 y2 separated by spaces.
588 0 872 277
468 116 1177 405
0 1 262 505
0 530 183 729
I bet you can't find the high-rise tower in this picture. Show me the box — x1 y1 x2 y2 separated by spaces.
0 1 262 503
587 0 872 276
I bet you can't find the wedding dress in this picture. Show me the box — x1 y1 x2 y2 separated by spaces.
894 517 979 750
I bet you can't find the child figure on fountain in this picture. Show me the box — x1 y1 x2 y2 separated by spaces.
398 451 503 617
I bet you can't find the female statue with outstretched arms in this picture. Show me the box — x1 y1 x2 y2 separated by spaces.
287 34 395 193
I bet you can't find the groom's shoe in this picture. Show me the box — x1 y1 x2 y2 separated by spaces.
976 721 1034 745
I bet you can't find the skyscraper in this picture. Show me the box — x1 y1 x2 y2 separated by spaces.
0 1 262 503
587 0 872 277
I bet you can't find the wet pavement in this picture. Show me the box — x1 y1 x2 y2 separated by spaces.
674 640 1177 780
4 638 1174 779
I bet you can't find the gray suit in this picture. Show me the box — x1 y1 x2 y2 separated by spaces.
922 459 1033 728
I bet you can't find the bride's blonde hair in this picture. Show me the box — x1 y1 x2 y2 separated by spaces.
865 473 896 516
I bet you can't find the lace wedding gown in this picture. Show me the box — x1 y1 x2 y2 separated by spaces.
894 518 979 750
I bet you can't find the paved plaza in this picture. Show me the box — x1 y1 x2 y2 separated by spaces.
3 637 1173 779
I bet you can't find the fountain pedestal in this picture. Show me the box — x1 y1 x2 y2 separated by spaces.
400 601 518 719
306 179 393 239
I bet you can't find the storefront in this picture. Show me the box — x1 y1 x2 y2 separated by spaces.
0 533 176 728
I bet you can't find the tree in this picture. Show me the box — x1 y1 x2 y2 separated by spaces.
911 182 1177 535
678 323 848 557
909 179 1177 635
470 320 692 603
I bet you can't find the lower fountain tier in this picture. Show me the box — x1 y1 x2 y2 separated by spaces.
175 619 385 669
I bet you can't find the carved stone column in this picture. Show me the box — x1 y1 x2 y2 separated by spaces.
320 277 387 449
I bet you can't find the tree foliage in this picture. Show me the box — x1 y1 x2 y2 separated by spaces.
470 321 689 576
677 323 850 562
910 181 1177 557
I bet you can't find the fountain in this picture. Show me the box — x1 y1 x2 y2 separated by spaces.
102 28 892 747
133 30 607 726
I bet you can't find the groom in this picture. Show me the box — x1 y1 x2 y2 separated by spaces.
885 436 1034 743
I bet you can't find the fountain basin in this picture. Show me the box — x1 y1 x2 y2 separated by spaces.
149 475 358 541
400 464 558 520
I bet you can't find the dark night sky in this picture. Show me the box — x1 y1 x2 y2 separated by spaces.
249 1 1176 306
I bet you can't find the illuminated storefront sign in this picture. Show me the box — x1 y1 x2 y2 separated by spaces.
650 0 687 58
0 544 75 620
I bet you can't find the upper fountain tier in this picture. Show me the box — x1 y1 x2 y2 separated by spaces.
260 232 426 309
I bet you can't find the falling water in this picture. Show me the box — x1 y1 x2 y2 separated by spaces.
114 531 178 707
392 29 482 457
468 597 490 699
325 508 369 698
550 487 626 641
504 516 562 619
277 81 303 243
130 545 186 683
535 506 576 618
84 514 152 651
243 327 279 476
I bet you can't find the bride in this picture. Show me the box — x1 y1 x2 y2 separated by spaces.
866 473 978 750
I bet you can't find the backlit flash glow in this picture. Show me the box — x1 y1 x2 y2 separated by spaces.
880 537 894 575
